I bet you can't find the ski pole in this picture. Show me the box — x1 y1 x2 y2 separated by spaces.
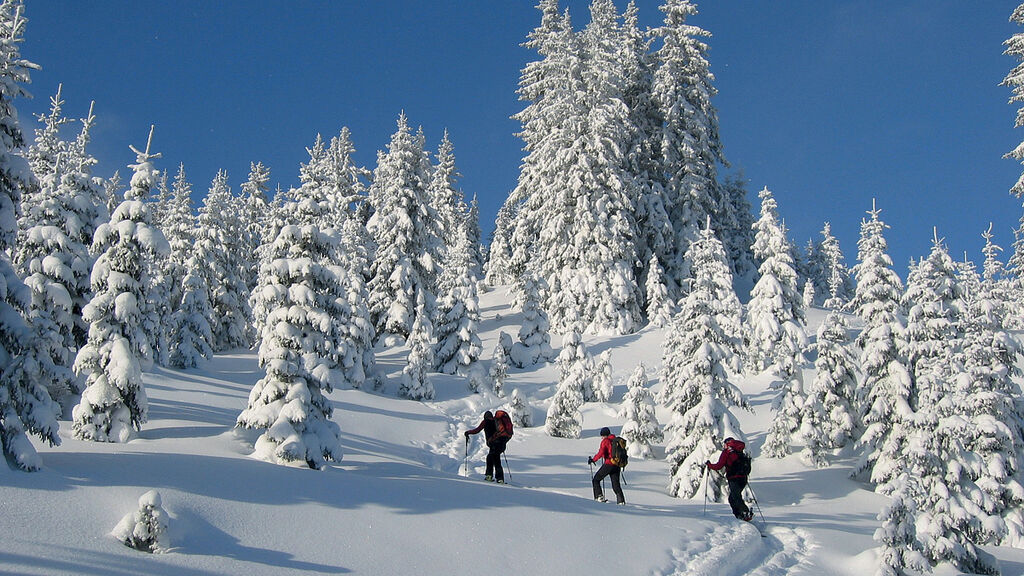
702 465 709 516
502 452 512 484
464 436 469 477
749 479 765 524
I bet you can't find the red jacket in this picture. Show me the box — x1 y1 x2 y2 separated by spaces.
707 438 747 478
592 434 617 465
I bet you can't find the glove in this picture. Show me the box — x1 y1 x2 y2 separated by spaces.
588 457 594 465
704 461 711 469
464 431 470 438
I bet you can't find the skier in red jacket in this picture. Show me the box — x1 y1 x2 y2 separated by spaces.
588 427 625 504
706 437 753 521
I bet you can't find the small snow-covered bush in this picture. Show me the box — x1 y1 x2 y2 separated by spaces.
112 490 169 553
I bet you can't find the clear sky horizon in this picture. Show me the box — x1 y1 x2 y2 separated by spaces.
20 1 1024 280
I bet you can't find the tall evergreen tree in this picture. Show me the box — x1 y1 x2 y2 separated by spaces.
236 224 346 468
239 161 272 294
195 170 250 351
645 254 674 327
434 223 482 376
1002 3 1024 198
366 113 440 342
851 203 912 485
0 0 61 470
399 298 436 401
507 0 575 283
661 225 748 499
801 310 858 467
169 254 213 369
651 0 725 291
72 128 169 443
745 187 806 375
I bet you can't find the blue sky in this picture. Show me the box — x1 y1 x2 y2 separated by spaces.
20 1 1024 278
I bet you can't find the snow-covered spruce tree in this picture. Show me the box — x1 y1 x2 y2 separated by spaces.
545 330 587 439
112 490 169 554
801 310 858 467
489 336 509 397
506 0 575 284
73 128 169 443
1003 2 1024 198
19 100 104 379
866 233 1001 573
644 254 675 328
429 129 467 270
901 231 963 412
651 0 727 293
617 362 662 459
509 387 531 427
103 171 121 223
850 204 913 486
959 227 1024 546
509 272 554 368
236 224 347 469
802 281 816 310
745 186 806 374
978 224 1014 331
465 195 485 283
661 225 748 499
366 113 441 343
160 165 194 310
23 85 69 203
238 161 272 295
752 196 810 458
621 1 673 297
168 254 213 369
195 170 250 351
718 173 757 286
434 218 482 376
659 221 744 410
484 199 517 287
0 1 63 470
509 1 642 335
515 1 638 335
592 349 613 403
874 475 930 576
62 103 109 347
399 298 435 401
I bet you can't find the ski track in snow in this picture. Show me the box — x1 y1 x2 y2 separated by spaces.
663 522 815 576
414 402 821 574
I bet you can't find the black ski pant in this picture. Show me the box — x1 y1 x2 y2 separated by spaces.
728 476 751 519
592 462 624 504
486 439 508 481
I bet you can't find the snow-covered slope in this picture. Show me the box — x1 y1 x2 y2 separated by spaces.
3 286 1024 575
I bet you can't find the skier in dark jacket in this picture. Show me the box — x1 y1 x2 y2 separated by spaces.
464 411 507 483
706 437 753 521
588 427 625 504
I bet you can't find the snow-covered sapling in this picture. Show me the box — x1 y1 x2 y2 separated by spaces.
112 490 169 553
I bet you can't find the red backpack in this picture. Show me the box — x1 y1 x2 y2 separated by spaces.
494 410 514 440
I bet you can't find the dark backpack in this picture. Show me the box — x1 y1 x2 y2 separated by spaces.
727 450 752 477
494 410 514 440
610 436 628 468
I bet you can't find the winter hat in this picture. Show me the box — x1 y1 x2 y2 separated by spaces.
484 411 494 420
600 427 611 436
